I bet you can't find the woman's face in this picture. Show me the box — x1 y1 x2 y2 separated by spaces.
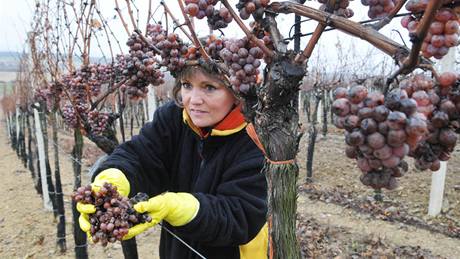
180 68 237 128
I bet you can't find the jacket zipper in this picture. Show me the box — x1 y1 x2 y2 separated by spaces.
194 139 206 190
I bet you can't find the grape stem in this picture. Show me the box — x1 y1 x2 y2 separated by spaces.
160 1 193 42
94 7 116 64
220 0 274 59
386 0 445 92
91 78 128 110
176 0 211 61
401 0 444 73
370 0 408 31
133 29 162 54
81 0 95 66
114 0 132 36
124 0 138 34
146 0 153 34
264 13 287 53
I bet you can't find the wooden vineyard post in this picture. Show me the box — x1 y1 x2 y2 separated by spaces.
33 106 53 211
6 112 11 139
147 85 158 121
16 107 20 151
306 92 321 182
429 161 447 216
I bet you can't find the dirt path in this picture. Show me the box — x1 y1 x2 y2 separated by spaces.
1 119 459 258
298 195 460 258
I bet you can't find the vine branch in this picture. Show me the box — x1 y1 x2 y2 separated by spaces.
177 0 210 60
161 1 193 42
371 0 408 31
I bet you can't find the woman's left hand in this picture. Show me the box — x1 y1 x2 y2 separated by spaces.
122 192 200 240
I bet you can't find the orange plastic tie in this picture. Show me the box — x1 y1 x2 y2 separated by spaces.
246 123 267 156
266 158 296 165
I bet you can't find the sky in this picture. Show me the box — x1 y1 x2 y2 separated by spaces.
0 0 35 52
0 0 420 74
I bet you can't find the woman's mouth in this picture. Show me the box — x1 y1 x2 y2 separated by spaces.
190 108 208 115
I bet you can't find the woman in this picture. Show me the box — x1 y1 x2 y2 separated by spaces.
78 64 268 259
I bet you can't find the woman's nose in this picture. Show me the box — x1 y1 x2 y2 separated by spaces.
189 88 204 104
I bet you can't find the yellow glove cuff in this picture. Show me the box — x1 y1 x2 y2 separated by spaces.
92 168 130 197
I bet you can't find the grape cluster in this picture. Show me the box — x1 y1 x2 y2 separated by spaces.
61 103 88 128
147 25 188 73
33 88 48 105
361 0 397 19
55 64 114 131
86 64 114 97
185 0 218 19
87 110 110 135
64 65 112 99
404 0 428 12
401 73 460 170
183 35 224 61
34 82 64 111
204 35 224 59
236 0 270 20
401 6 460 59
208 7 233 30
319 0 354 18
122 33 166 99
184 0 232 30
47 82 64 110
219 37 263 93
62 104 79 128
332 85 429 190
72 183 152 246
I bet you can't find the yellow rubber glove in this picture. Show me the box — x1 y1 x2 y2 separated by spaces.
77 168 130 235
122 192 200 240
91 168 130 197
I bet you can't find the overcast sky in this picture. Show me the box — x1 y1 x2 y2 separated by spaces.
0 0 414 73
0 0 35 52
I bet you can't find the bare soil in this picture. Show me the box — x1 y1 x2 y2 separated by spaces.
0 120 459 258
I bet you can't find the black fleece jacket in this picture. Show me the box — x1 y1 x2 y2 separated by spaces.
94 101 267 259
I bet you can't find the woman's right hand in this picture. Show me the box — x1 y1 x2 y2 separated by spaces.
76 202 96 234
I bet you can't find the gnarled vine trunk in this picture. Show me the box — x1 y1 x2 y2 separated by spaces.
244 53 306 259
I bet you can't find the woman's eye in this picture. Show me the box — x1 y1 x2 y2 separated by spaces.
205 84 217 92
181 82 192 89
